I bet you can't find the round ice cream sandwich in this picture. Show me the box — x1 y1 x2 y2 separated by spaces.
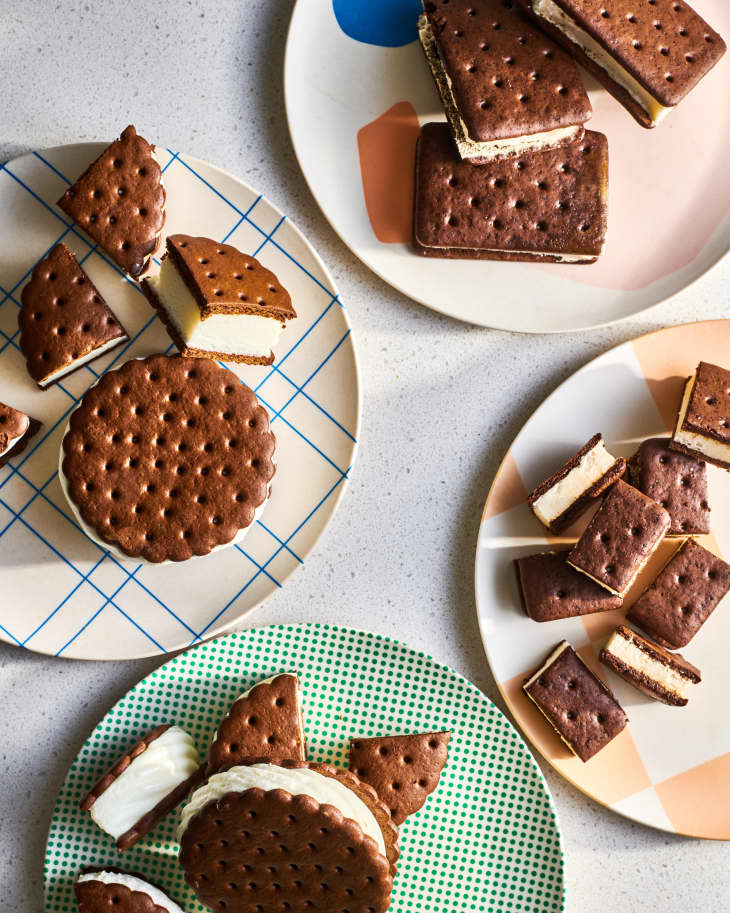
80 724 203 850
178 760 400 913
60 354 275 563
74 869 184 913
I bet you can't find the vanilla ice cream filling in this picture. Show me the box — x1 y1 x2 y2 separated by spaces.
605 632 693 699
532 440 618 526
0 431 25 458
88 726 199 840
532 0 672 124
674 373 730 464
147 257 283 358
77 871 184 913
178 763 387 858
38 337 125 388
419 14 582 158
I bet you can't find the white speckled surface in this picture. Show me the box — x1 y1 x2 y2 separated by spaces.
1 1 728 910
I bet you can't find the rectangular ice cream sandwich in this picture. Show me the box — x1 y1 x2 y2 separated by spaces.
567 479 670 596
413 122 608 262
418 0 592 161
518 0 726 128
528 433 625 532
600 624 701 706
670 361 730 470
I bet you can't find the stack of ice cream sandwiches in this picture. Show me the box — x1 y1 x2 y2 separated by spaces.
413 0 725 263
514 360 730 762
72 672 451 913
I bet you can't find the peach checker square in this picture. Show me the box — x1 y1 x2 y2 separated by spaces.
475 320 730 838
286 0 730 330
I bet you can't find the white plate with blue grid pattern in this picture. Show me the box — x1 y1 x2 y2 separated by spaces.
0 142 360 660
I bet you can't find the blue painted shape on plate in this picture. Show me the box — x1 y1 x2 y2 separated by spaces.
332 0 423 48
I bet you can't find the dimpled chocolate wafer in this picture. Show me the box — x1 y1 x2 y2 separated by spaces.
19 242 127 387
523 641 627 761
519 0 726 128
58 125 166 278
75 869 185 913
413 122 608 261
0 400 40 468
628 437 709 535
419 0 591 161
567 479 670 596
178 760 400 913
628 538 730 648
207 673 306 776
61 354 275 563
515 549 623 621
348 731 451 824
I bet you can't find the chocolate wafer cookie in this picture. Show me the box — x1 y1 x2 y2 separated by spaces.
60 354 276 563
628 437 709 534
75 869 185 913
515 549 623 621
0 400 40 468
523 641 627 761
670 361 730 470
348 731 451 824
141 234 296 365
413 122 608 262
627 537 730 648
178 760 400 913
419 0 591 161
207 673 306 776
520 0 726 128
19 242 127 387
57 125 166 278
80 724 202 851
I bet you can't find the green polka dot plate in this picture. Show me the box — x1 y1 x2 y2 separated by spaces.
44 623 566 912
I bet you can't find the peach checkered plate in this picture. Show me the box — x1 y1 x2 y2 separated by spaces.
475 320 730 838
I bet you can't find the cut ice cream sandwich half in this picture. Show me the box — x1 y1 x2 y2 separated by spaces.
80 724 203 850
142 234 297 365
75 870 184 913
519 0 726 128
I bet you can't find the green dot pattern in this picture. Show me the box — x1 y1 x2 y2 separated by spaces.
44 623 565 912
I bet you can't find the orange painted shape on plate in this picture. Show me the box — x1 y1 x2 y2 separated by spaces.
632 320 730 432
502 645 650 806
655 751 730 839
483 450 529 521
357 101 419 243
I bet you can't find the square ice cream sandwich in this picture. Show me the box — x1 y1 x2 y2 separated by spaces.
142 234 296 365
670 361 730 470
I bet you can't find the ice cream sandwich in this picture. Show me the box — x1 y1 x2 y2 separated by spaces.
74 869 184 913
413 122 608 262
670 361 730 470
0 400 40 468
419 0 591 161
178 760 400 913
528 433 625 532
60 354 276 563
19 242 127 388
57 125 166 278
519 0 726 127
80 724 202 850
600 624 701 706
141 234 297 366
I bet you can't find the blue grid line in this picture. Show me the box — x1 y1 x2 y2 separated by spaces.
193 469 350 642
0 620 22 646
4 464 203 642
0 470 55 538
160 151 180 175
0 147 357 657
234 544 282 588
33 150 72 185
0 223 75 309
55 603 108 656
22 553 107 645
252 215 286 259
